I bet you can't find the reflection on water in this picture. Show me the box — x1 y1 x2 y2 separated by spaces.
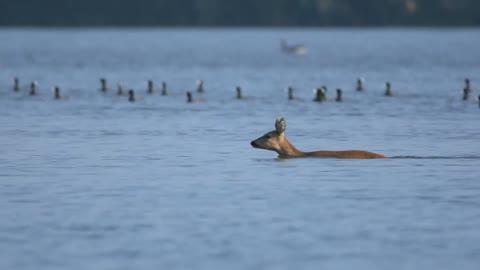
0 28 480 270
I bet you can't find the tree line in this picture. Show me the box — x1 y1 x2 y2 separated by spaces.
0 0 479 26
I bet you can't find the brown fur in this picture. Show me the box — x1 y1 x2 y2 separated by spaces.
251 118 387 159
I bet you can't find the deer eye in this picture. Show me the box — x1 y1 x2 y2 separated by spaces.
264 134 272 139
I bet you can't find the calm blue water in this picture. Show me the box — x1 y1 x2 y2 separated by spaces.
1 28 480 270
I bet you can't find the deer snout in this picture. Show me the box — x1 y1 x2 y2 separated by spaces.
251 140 258 148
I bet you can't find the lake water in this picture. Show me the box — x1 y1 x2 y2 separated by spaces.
0 28 480 270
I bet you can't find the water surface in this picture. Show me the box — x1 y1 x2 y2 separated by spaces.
1 28 480 270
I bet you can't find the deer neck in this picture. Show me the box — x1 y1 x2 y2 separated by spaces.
277 136 306 158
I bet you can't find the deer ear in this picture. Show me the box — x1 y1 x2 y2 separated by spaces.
275 117 286 134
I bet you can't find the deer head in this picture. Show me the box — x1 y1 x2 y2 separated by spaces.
250 118 288 154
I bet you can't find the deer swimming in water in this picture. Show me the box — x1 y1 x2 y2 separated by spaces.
250 118 387 159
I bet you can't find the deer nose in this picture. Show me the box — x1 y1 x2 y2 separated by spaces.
250 141 257 147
